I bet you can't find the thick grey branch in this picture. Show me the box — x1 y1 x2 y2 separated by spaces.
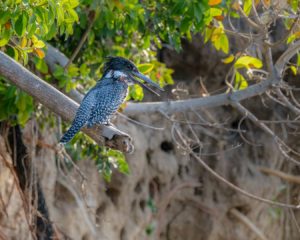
123 72 280 116
0 51 133 153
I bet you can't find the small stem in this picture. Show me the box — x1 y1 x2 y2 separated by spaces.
265 17 299 48
238 5 262 32
63 18 95 72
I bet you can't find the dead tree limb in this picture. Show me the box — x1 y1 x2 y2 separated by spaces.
0 51 133 153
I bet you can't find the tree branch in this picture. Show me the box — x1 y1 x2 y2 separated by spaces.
122 72 280 116
258 166 300 183
0 52 133 153
174 126 300 209
238 5 262 32
265 17 299 48
229 208 269 240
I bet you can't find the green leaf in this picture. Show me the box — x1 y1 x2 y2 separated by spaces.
53 64 64 78
234 56 263 69
103 172 111 182
287 34 296 44
15 11 29 37
27 22 37 39
117 159 130 175
32 57 48 74
0 29 12 47
142 32 151 48
18 110 29 126
243 0 252 16
292 0 298 12
22 51 28 66
80 63 90 75
46 23 56 40
80 13 87 28
170 1 188 16
13 48 19 61
66 80 73 92
131 85 144 101
204 27 213 43
2 85 16 100
180 17 192 33
211 8 222 17
234 71 248 90
153 35 162 49
15 91 27 111
69 0 80 8
220 34 229 54
214 37 221 50
59 77 67 88
230 11 240 18
88 29 95 45
291 66 297 75
194 3 203 22
0 82 6 92
138 63 154 74
0 9 11 24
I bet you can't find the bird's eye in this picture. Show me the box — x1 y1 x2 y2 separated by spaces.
126 65 131 69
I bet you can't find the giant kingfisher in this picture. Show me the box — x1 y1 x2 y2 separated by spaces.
59 57 164 143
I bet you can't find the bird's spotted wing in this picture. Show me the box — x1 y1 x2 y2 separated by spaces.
86 82 126 129
59 88 99 143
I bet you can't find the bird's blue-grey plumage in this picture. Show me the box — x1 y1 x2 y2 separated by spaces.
59 57 164 144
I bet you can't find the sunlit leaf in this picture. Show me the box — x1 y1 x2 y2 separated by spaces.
287 34 296 44
21 38 27 48
138 63 155 74
243 0 252 16
222 54 235 63
220 34 229 54
33 40 45 48
211 28 223 41
234 71 248 90
32 35 38 44
235 56 263 69
0 29 11 47
13 48 19 61
291 66 297 75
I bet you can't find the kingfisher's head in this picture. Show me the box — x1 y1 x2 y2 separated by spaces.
103 57 164 96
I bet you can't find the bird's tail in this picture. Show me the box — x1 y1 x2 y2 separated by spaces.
59 123 82 144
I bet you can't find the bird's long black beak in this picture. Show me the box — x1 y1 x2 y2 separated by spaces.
130 72 164 96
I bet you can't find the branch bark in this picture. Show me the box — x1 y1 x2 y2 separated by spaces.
122 41 300 116
0 51 133 153
122 72 279 115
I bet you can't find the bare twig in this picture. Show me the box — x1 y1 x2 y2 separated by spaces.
258 166 300 183
229 208 269 240
0 152 37 239
116 112 164 130
56 175 100 240
174 126 300 209
63 16 95 71
275 88 300 115
155 181 202 240
238 6 262 31
266 17 299 48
